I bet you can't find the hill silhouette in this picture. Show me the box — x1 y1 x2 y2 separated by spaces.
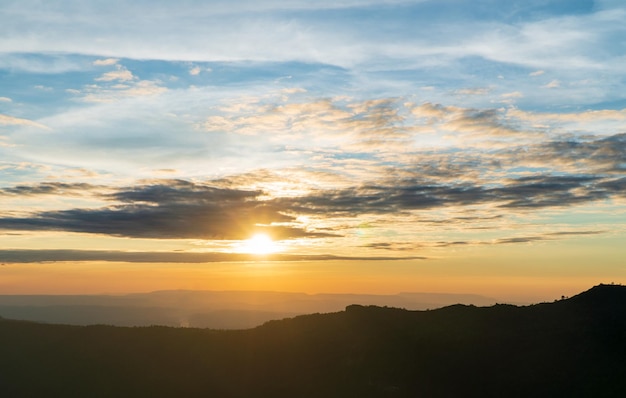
0 290 497 328
1 284 625 397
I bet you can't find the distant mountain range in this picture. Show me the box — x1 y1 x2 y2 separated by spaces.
1 284 625 397
0 290 498 329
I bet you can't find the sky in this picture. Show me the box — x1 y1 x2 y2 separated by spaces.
1 0 625 301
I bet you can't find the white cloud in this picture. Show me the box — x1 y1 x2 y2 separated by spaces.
455 88 491 96
0 114 49 129
95 68 134 82
0 0 618 73
529 70 545 77
93 58 119 66
189 66 202 76
81 80 167 103
0 97 12 102
501 91 523 99
543 80 560 89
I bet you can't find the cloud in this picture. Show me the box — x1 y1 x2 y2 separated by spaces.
95 68 134 82
501 91 523 99
508 108 626 124
410 103 526 139
529 70 545 76
494 230 606 245
0 97 11 102
276 173 624 216
0 181 332 240
0 249 424 263
545 231 605 237
33 85 53 91
93 58 119 66
543 80 560 89
200 96 411 153
0 182 99 197
2 0 620 78
0 142 622 248
0 114 48 129
81 80 167 102
78 62 168 102
455 88 491 96
361 242 424 251
494 236 545 244
363 230 607 251
494 175 606 208
528 133 626 174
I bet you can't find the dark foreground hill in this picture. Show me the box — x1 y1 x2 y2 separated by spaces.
1 284 625 397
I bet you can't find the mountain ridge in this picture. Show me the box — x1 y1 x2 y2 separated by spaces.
0 289 499 328
1 284 625 397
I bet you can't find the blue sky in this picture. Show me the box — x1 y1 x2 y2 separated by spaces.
1 0 625 298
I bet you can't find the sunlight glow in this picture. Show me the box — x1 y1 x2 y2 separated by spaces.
241 233 279 255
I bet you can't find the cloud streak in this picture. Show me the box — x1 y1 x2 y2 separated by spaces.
0 114 48 130
0 249 425 264
0 181 333 240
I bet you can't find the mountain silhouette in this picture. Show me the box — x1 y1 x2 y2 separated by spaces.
1 284 625 397
0 289 498 328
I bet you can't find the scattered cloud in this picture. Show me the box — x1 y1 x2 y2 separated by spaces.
543 80 560 89
455 88 491 96
0 114 48 129
501 91 523 99
81 79 167 102
201 96 410 153
0 182 99 197
1 165 620 242
411 102 527 140
95 68 135 82
93 58 119 66
364 229 606 251
1 0 625 268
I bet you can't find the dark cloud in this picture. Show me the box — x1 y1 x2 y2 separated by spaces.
0 170 621 240
545 230 605 237
0 182 98 196
494 236 545 244
275 182 486 215
0 181 331 240
537 133 626 173
436 241 471 247
364 230 606 251
361 242 423 251
598 177 626 197
491 230 606 245
277 174 618 215
0 249 425 263
107 179 256 203
494 175 606 208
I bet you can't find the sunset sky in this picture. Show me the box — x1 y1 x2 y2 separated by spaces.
1 0 625 301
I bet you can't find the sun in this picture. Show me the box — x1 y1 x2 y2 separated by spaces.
242 233 279 255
